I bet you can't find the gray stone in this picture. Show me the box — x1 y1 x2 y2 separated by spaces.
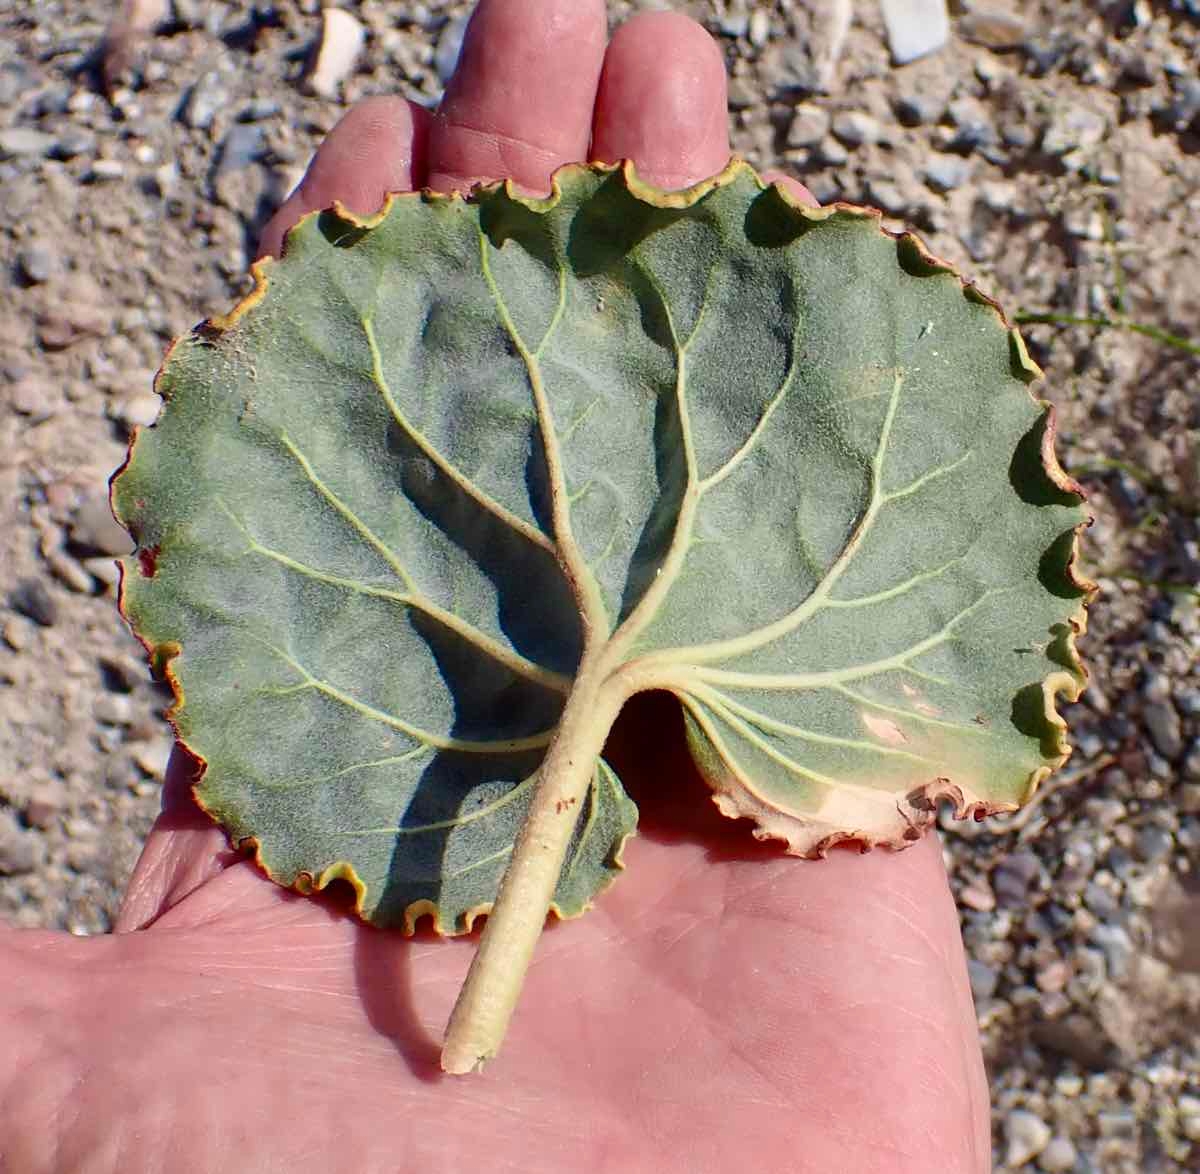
923 154 971 192
865 179 907 217
1133 824 1173 864
895 92 945 126
9 577 57 627
787 104 830 148
966 958 998 1000
435 15 469 83
814 138 848 167
831 110 882 147
16 246 54 284
1144 700 1184 759
1090 923 1133 980
181 71 227 131
1004 1109 1051 1167
50 127 95 160
1084 880 1120 922
217 124 264 174
70 496 134 557
0 127 54 158
993 851 1042 904
947 97 996 150
1043 103 1108 154
0 812 41 875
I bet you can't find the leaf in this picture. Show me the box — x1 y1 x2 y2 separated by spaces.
114 159 1090 942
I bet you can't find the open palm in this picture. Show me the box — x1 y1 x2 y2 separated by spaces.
0 4 989 1171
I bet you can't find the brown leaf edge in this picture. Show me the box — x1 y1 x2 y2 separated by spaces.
111 157 1095 926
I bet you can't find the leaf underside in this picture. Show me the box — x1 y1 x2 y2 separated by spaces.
114 160 1091 934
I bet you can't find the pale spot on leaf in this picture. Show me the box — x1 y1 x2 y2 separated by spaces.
862 712 909 745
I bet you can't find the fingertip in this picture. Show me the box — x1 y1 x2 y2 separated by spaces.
592 10 730 191
427 0 608 193
760 167 820 207
257 95 431 259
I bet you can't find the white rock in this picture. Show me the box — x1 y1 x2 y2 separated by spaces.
132 738 172 780
308 8 366 100
748 8 771 48
879 0 950 65
1004 1109 1051 1167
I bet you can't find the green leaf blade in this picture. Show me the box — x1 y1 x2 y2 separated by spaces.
115 159 1091 936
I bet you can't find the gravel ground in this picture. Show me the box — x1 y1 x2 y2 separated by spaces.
1 1 1198 1170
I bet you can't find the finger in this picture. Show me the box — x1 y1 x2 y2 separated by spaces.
761 166 819 207
115 745 236 932
257 95 431 259
426 0 607 193
591 11 730 191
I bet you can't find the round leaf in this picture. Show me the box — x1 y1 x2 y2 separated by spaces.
114 160 1091 932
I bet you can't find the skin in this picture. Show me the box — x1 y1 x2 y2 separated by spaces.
0 3 991 1171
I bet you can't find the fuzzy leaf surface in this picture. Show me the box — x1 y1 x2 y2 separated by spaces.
114 161 1090 931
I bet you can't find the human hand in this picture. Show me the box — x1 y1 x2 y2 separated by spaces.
0 3 989 1171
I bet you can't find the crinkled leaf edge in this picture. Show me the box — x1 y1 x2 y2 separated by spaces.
110 157 1096 923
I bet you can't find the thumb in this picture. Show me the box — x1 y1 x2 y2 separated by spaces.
115 745 237 931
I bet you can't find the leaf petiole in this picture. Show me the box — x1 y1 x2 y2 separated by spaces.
440 652 628 1074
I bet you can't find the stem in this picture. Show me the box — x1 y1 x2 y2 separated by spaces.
1014 311 1200 357
440 656 626 1074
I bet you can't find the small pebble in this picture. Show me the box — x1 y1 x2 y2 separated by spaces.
217 124 264 174
1143 700 1183 760
16 246 54 284
815 137 848 167
879 0 949 65
831 110 882 147
3 616 31 651
923 154 971 192
993 851 1042 904
1179 1095 1200 1142
308 7 366 99
748 8 771 49
865 178 907 216
787 104 830 148
86 159 126 182
9 578 57 627
434 15 470 83
23 788 62 831
0 811 41 875
70 497 133 557
895 91 945 126
100 652 147 693
181 70 227 131
132 739 172 780
959 7 1028 50
94 693 136 727
1083 880 1119 921
48 553 93 595
967 958 998 1000
1004 1109 1051 1167
1038 1135 1077 1172
1043 103 1108 154
0 127 54 158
